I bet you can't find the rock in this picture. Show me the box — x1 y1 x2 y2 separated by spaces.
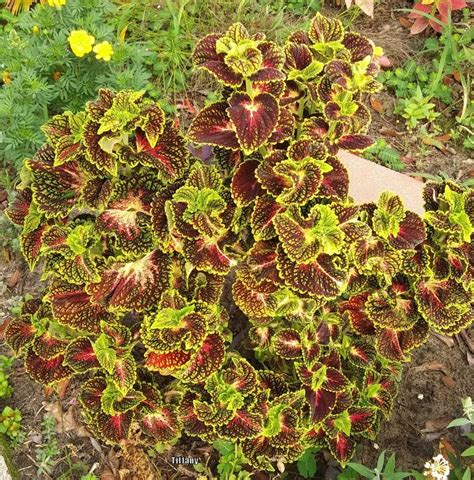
0 434 19 480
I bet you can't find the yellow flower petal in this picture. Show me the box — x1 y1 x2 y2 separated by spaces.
68 30 95 58
93 41 114 62
374 46 384 57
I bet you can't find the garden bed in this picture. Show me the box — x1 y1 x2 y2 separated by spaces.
0 0 472 478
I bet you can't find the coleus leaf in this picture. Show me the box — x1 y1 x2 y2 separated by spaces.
96 411 133 444
32 333 68 360
218 410 264 439
24 348 72 386
308 12 344 44
219 357 258 395
372 192 406 240
273 159 323 205
113 355 137 395
274 204 345 263
182 237 234 275
398 319 429 352
4 319 36 354
227 92 280 155
41 111 86 166
64 337 100 373
79 377 106 413
348 407 377 433
87 250 170 311
307 388 337 422
145 350 191 373
137 103 166 148
327 432 355 466
231 159 265 207
348 340 376 368
415 278 470 332
193 33 244 86
141 406 181 442
272 329 302 359
188 102 239 150
134 121 190 183
277 246 347 297
21 223 48 270
232 278 276 320
188 270 225 305
366 288 418 331
284 42 313 71
237 239 281 291
181 333 226 383
82 177 113 210
375 329 404 362
318 157 349 201
249 41 286 82
82 120 118 176
251 195 285 241
97 187 152 242
5 189 32 226
172 185 226 238
343 32 374 61
179 392 216 438
268 108 295 144
85 88 116 121
48 280 109 333
27 156 86 218
388 211 427 249
96 90 144 135
92 334 117 375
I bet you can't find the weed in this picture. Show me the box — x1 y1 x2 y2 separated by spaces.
365 139 406 172
0 406 22 441
35 415 60 477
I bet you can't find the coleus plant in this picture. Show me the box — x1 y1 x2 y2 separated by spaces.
5 12 474 473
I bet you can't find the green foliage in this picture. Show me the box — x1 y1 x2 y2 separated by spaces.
342 451 411 480
214 440 251 480
448 397 474 464
0 0 153 170
0 406 21 440
379 21 472 142
365 139 405 172
297 447 320 478
284 0 323 14
0 355 14 399
35 415 60 477
4 10 474 476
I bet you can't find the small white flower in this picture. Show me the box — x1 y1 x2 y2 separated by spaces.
423 454 450 480
418 394 424 400
374 443 380 450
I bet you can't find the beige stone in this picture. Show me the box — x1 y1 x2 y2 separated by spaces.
338 149 425 215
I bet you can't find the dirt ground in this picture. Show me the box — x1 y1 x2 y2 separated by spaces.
0 1 472 479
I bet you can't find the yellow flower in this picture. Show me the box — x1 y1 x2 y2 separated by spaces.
68 30 95 58
2 71 12 85
93 41 114 61
374 46 384 57
46 0 66 7
32 25 40 34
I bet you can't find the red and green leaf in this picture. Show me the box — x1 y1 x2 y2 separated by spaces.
181 334 226 383
25 348 72 386
188 102 239 149
227 92 279 155
87 250 170 311
49 280 109 333
141 406 181 441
